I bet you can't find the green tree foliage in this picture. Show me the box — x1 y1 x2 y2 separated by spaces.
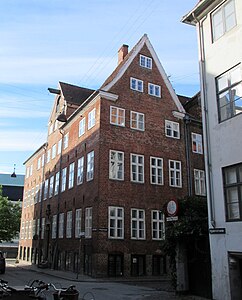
162 196 209 287
0 186 21 243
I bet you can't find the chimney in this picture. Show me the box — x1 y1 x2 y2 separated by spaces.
118 44 129 65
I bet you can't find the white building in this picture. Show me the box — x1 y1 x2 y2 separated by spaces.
182 1 242 299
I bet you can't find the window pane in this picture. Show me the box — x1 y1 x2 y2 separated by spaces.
225 168 237 184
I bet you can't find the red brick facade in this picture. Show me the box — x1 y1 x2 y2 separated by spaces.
19 35 204 277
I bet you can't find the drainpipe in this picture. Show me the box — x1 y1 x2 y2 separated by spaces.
184 114 192 196
192 12 216 228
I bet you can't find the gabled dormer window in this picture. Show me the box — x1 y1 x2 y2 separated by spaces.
140 55 152 69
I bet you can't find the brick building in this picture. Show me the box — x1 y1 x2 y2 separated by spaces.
19 34 205 277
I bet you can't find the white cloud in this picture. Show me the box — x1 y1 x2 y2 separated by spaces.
0 130 46 151
0 107 49 119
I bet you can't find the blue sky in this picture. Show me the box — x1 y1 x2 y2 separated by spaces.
0 0 198 175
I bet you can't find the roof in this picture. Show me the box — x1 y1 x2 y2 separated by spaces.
59 82 95 106
0 174 25 187
181 0 220 25
101 34 185 113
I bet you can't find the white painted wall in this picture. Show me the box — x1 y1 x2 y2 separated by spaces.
197 1 242 299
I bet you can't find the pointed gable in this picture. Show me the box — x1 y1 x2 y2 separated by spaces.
101 34 185 113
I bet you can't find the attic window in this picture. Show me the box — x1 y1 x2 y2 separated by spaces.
140 55 152 69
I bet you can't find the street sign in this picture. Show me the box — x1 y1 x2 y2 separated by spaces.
209 228 226 234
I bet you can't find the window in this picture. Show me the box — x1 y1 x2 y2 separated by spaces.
63 133 69 149
49 176 54 198
108 206 124 239
37 219 40 238
194 169 206 196
77 157 84 185
212 0 236 41
52 144 56 159
131 154 144 183
47 149 51 163
37 157 41 170
165 120 180 139
57 139 62 155
130 111 145 131
68 162 75 189
88 108 96 130
44 179 49 200
192 133 203 154
41 218 45 239
61 167 67 192
150 157 163 185
169 160 182 187
109 150 124 180
79 117 86 136
140 55 152 69
87 151 94 181
54 172 59 195
110 106 125 127
152 210 165 240
42 153 45 167
32 219 36 238
223 163 242 221
59 213 64 238
39 183 42 202
148 83 161 97
34 185 39 204
130 77 143 92
85 207 92 238
216 65 242 122
75 208 82 238
66 211 72 238
131 209 145 239
52 215 57 239
30 164 33 176
49 123 53 135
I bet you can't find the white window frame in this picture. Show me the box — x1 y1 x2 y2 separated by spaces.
108 206 124 239
192 133 203 154
131 153 144 183
148 83 161 98
110 106 125 127
87 151 94 181
194 169 206 196
77 157 84 185
150 157 163 185
44 179 49 200
169 160 182 188
165 120 180 139
130 77 143 92
49 176 54 198
212 0 236 42
51 215 57 239
85 207 92 238
59 213 64 238
63 133 69 149
41 218 45 239
131 209 145 240
79 117 86 137
66 211 72 238
140 54 152 69
75 208 82 238
68 162 75 189
109 150 124 181
54 172 59 195
37 157 41 170
61 167 67 192
47 149 51 163
51 144 57 159
130 111 145 131
57 139 62 155
41 153 45 167
88 108 96 130
151 210 165 240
